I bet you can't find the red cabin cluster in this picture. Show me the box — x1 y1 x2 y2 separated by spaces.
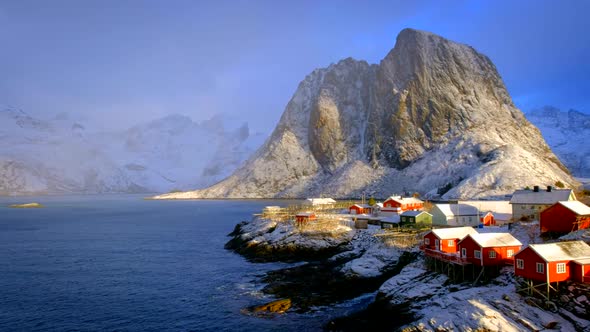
422 227 522 267
348 204 372 215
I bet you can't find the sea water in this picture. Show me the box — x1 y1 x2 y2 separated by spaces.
0 195 365 331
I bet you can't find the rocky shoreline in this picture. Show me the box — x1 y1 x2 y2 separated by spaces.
227 216 590 331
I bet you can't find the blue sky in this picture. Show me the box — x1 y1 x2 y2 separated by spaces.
1 0 588 132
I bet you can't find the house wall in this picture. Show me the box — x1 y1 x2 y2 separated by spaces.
512 204 550 221
540 204 577 233
447 215 479 227
439 236 459 253
423 232 438 250
416 213 432 226
514 248 571 282
481 213 495 226
458 237 519 266
514 247 549 282
430 207 448 226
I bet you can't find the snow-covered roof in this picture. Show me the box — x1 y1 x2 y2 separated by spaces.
526 241 590 262
401 210 431 217
296 212 315 217
510 189 573 205
304 198 336 205
380 215 401 224
375 203 384 208
459 200 512 214
464 233 522 248
556 201 590 215
433 204 479 217
573 258 590 265
430 226 478 240
384 196 423 204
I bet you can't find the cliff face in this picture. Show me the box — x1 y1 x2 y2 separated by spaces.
157 28 576 200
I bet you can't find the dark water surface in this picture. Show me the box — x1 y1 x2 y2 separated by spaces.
0 195 363 331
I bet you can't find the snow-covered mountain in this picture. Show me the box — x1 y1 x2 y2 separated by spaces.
155 28 577 200
525 106 590 178
0 109 265 195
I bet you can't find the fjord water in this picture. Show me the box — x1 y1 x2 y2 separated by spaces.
0 195 341 331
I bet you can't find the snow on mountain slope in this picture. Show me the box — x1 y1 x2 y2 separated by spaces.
155 28 576 200
525 106 590 177
0 110 265 195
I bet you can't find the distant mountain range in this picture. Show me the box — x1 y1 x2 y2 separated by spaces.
0 109 265 195
155 29 577 200
525 106 590 178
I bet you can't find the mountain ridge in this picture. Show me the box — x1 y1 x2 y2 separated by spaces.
155 28 577 200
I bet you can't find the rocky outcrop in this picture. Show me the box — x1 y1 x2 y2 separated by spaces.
156 28 576 200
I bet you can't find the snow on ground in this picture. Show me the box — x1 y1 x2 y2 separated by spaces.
338 228 404 278
380 260 581 332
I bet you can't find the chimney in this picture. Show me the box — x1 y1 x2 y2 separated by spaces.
547 186 552 192
533 186 539 192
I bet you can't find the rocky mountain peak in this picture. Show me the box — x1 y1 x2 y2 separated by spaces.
155 29 577 200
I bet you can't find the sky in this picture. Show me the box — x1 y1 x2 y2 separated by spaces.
1 0 589 133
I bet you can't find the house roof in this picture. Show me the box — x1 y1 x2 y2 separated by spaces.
556 201 590 216
296 212 315 217
509 189 573 205
401 210 432 217
433 204 479 217
430 226 478 240
459 200 512 214
304 198 336 205
380 215 401 224
384 196 423 204
573 258 590 265
464 233 522 248
526 241 590 262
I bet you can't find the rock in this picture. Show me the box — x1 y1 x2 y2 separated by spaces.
9 202 44 208
560 295 570 303
502 294 511 301
543 321 559 329
161 28 576 200
576 295 588 303
250 298 292 314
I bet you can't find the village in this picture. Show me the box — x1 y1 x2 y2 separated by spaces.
257 185 590 317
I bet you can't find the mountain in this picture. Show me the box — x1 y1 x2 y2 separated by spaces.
525 106 590 178
155 28 576 200
0 110 265 195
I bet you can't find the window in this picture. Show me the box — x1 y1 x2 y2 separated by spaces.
474 250 481 259
516 259 524 269
435 239 440 250
489 251 496 259
461 248 467 258
536 263 544 274
556 263 566 274
425 238 430 245
507 250 514 258
447 240 454 247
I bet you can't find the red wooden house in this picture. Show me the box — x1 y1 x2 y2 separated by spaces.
514 241 590 284
295 212 316 225
381 196 423 215
349 204 371 215
423 227 477 254
540 201 590 233
458 233 522 266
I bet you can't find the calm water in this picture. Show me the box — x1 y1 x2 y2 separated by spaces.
0 195 366 331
